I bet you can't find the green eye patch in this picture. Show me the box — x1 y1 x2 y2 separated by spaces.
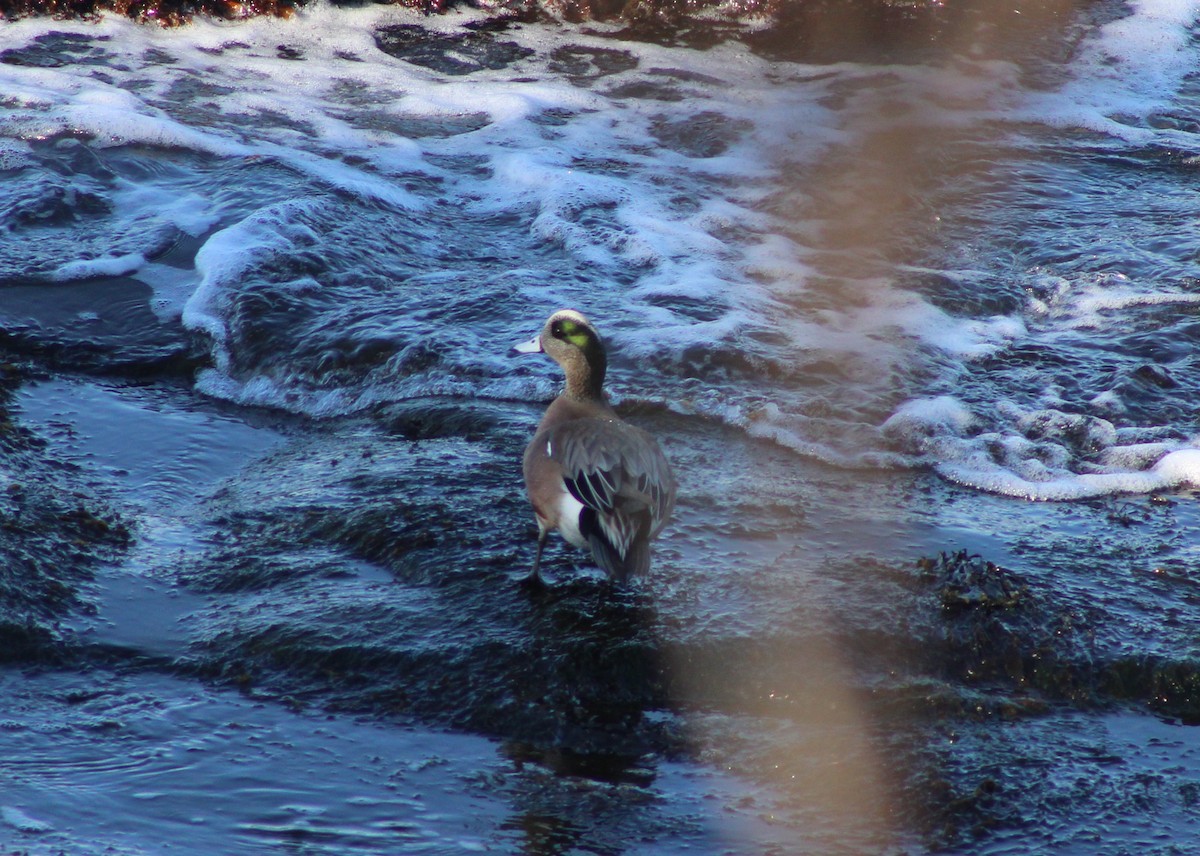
555 319 592 350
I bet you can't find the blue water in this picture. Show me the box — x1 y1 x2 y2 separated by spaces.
3 2 1200 852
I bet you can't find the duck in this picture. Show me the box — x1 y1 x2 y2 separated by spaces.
512 309 676 586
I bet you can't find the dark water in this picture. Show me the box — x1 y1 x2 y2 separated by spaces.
3 1 1200 853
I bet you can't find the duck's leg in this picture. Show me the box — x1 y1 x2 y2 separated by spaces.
521 528 549 589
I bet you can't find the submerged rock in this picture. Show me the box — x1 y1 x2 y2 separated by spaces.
916 551 1091 702
0 366 133 664
175 412 676 755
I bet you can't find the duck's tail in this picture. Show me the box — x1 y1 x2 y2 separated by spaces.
582 507 652 584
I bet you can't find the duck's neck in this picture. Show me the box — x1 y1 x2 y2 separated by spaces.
564 351 607 402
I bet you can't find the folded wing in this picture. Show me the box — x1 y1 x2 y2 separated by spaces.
548 418 675 579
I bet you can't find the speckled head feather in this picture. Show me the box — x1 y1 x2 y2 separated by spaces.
538 309 607 400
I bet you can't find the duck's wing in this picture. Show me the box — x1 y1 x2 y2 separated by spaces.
547 417 676 536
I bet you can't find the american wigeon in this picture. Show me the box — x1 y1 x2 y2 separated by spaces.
513 309 676 586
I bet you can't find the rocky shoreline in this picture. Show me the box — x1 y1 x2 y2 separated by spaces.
0 0 1079 70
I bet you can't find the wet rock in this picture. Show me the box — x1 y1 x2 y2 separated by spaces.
379 398 520 442
1102 657 1200 725
374 21 535 76
1016 409 1116 460
190 576 673 754
2 182 113 230
916 551 1094 702
175 420 676 755
1131 363 1178 389
0 0 301 24
0 278 202 375
929 550 1025 611
912 550 1200 727
649 110 751 159
0 30 112 67
547 44 639 81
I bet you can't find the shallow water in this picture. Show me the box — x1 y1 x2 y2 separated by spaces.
4 1 1200 853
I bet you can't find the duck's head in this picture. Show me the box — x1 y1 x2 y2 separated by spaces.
513 309 607 398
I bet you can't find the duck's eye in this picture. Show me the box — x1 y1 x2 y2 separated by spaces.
552 319 580 340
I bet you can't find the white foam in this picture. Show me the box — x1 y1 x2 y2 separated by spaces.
56 8 805 416
868 296 1025 361
1089 389 1127 415
53 252 146 281
1099 441 1180 470
1150 447 1200 481
113 184 219 238
0 15 792 307
1021 0 1200 144
38 181 217 286
184 198 327 368
879 391 1200 500
0 139 34 172
135 263 204 322
937 445 1200 501
882 396 978 444
1029 273 1200 330
193 362 550 418
0 13 437 205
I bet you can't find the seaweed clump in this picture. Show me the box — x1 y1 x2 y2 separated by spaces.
918 550 1095 704
0 363 133 664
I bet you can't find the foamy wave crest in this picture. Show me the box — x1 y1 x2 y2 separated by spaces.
184 199 328 371
870 266 1200 500
883 395 1200 500
1027 272 1200 329
6 1 1197 509
1022 0 1200 145
0 8 824 418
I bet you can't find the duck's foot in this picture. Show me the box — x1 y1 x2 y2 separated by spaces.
520 532 550 593
519 568 549 593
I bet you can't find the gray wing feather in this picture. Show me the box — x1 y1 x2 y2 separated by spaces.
549 418 675 533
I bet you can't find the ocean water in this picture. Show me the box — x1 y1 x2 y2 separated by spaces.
5 1 1200 498
3 1 1200 853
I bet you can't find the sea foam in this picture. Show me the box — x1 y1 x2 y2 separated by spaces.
4 2 1200 503
1021 0 1200 145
